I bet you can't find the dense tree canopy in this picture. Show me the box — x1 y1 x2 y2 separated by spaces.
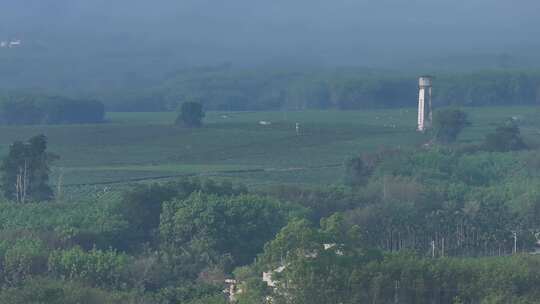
117 179 247 249
0 95 105 125
102 68 540 111
160 193 299 267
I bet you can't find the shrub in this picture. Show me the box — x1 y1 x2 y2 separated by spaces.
48 247 129 289
1 238 48 286
0 278 142 304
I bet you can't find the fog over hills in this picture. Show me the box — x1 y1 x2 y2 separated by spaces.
1 0 539 92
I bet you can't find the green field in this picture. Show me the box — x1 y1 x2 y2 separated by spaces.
0 107 539 189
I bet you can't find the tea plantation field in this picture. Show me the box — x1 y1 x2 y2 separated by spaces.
0 107 539 190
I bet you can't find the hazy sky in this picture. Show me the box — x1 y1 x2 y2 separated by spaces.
1 0 540 81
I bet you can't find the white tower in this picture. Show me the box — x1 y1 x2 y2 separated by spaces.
417 76 433 132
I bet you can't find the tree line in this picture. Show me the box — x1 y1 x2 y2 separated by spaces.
4 68 539 113
0 95 105 125
103 68 540 111
236 217 540 304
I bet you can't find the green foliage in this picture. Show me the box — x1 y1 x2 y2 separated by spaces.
176 102 205 127
0 106 539 302
370 147 518 187
107 69 540 111
271 251 363 304
434 108 470 143
245 216 380 304
1 238 48 286
151 283 224 304
0 278 141 304
160 193 294 267
244 223 540 304
320 213 362 246
332 147 540 255
1 134 58 202
0 95 104 125
117 179 247 248
117 183 180 247
0 98 42 125
0 199 128 249
454 152 516 186
264 185 356 222
48 247 129 289
484 120 528 152
185 294 228 304
2 107 531 187
258 219 321 268
344 156 371 187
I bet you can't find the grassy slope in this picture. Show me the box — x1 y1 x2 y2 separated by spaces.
0 107 538 188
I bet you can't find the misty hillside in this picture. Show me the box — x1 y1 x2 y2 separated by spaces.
1 0 540 95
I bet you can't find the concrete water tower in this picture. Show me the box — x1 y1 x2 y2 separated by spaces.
417 76 433 132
